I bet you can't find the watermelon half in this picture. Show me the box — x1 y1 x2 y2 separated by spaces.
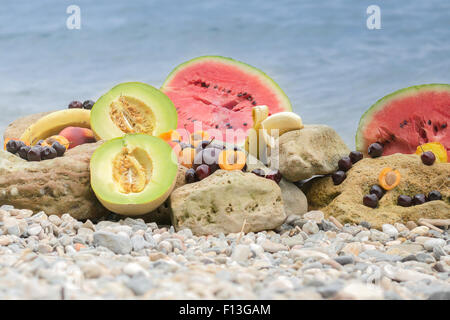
356 84 450 159
161 56 292 143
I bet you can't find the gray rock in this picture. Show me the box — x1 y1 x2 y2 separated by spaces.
334 255 355 265
302 221 319 234
370 229 390 242
126 276 154 296
231 245 251 262
415 253 435 264
428 291 450 300
93 231 132 255
278 125 349 181
279 178 308 216
382 224 398 239
423 239 446 251
361 250 402 262
131 234 149 251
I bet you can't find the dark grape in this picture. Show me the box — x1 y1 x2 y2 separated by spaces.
251 168 266 177
6 140 25 154
363 194 378 208
193 148 221 173
68 101 83 109
338 156 352 172
413 194 427 205
82 100 95 110
349 151 363 164
195 164 211 180
185 168 197 184
427 190 442 201
369 184 385 200
41 146 57 160
27 146 42 161
368 142 383 158
52 141 66 157
332 171 346 185
397 195 412 207
18 146 31 160
421 151 435 166
266 170 282 184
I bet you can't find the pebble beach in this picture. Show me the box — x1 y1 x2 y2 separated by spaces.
1 205 448 300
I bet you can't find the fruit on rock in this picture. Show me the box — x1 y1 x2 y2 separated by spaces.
420 151 436 166
378 167 401 191
40 135 70 149
259 111 303 148
159 130 181 142
218 149 246 171
59 127 96 149
90 134 178 215
90 82 177 141
19 109 91 146
161 56 292 144
415 142 447 163
356 84 450 159
244 105 303 158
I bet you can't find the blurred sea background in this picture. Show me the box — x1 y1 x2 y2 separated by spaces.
0 0 449 147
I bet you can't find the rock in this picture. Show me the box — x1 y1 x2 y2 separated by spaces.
277 125 349 181
0 139 107 221
336 283 383 300
382 224 398 239
406 221 418 230
423 239 446 251
383 265 435 282
93 231 132 255
385 243 423 257
370 229 390 242
410 226 429 236
278 178 308 216
306 154 450 229
334 255 354 265
27 224 42 236
261 240 288 253
231 244 251 262
303 210 324 223
428 291 450 300
341 242 363 256
302 220 319 234
3 217 27 236
170 170 285 236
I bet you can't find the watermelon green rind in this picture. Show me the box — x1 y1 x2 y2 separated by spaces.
161 55 292 112
355 83 450 152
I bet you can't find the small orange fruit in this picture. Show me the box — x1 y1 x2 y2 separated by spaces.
159 130 181 142
179 147 196 168
218 149 246 171
378 167 401 190
190 131 209 146
41 135 70 149
74 243 86 251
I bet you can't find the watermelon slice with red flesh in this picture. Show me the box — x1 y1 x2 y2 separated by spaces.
356 84 450 159
161 56 292 143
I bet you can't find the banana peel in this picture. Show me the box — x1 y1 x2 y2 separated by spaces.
20 109 91 146
244 105 303 159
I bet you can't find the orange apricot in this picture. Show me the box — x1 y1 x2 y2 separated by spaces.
179 147 196 168
41 135 70 149
218 149 246 171
378 167 401 190
159 130 181 142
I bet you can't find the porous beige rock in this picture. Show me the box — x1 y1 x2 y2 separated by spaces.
170 170 286 236
278 125 350 181
305 154 450 229
0 142 107 220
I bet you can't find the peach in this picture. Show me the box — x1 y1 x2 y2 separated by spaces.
59 127 96 149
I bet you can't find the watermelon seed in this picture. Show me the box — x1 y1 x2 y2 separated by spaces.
243 123 247 126
214 85 218 89
428 120 431 125
227 90 231 93
247 96 252 101
252 101 257 105
237 93 242 97
215 125 219 129
433 125 438 134
243 92 247 96
442 123 447 129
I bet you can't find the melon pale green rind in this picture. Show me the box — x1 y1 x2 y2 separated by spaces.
90 82 178 140
161 55 292 112
355 83 450 152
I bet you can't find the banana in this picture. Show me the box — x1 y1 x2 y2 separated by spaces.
244 105 303 158
20 109 91 145
260 111 303 147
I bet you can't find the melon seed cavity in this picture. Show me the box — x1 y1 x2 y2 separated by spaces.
109 96 155 135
